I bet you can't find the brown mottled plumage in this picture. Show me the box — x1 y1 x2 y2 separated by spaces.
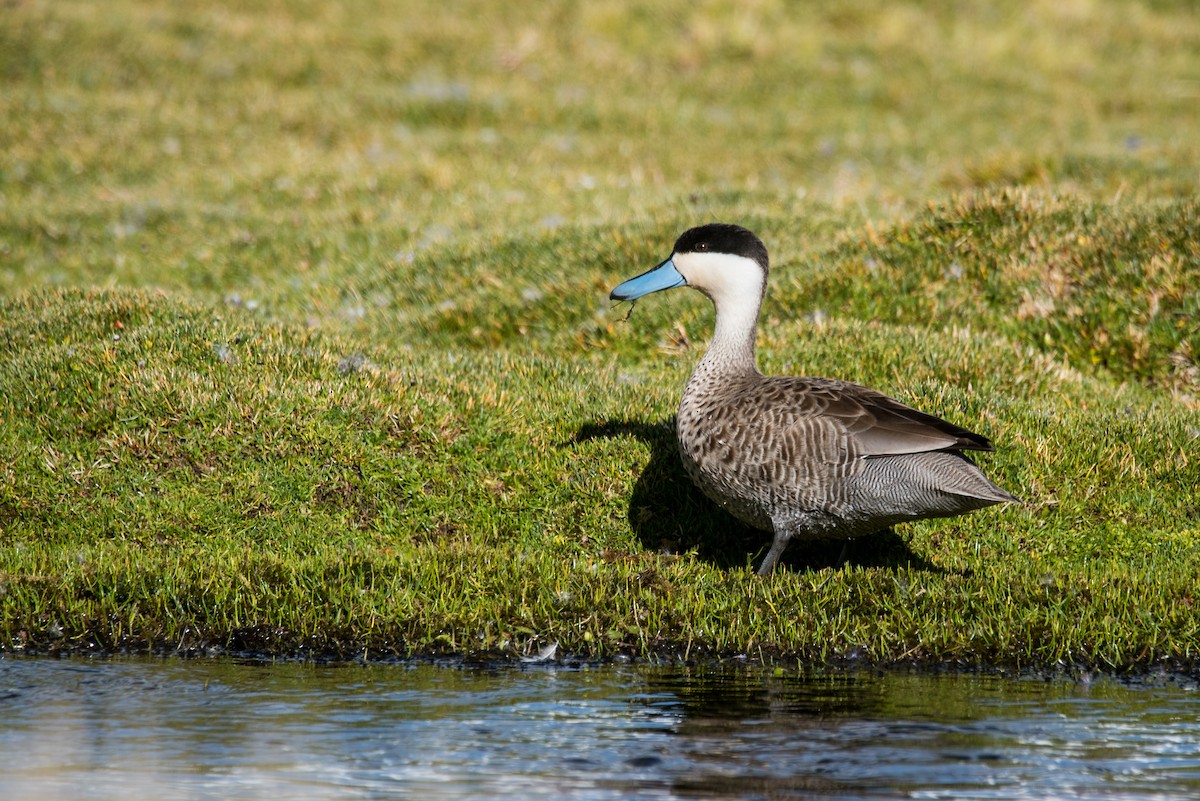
611 223 1016 576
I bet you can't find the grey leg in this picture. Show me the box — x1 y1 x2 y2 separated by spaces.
834 539 851 568
757 528 792 576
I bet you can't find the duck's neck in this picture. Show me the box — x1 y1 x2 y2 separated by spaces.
691 291 763 385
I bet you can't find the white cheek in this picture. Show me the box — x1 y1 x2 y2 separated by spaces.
674 251 763 306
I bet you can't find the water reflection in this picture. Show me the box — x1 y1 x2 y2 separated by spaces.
1 657 1198 800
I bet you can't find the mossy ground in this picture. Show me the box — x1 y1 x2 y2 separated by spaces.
1 0 1198 670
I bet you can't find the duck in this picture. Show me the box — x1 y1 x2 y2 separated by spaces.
610 223 1017 576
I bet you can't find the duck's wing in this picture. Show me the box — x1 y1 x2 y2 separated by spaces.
772 377 995 458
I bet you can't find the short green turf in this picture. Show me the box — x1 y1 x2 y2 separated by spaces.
1 0 1197 670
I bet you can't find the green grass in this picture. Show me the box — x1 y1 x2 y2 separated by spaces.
2 0 1198 670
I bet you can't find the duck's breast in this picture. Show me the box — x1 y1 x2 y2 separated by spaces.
676 375 862 530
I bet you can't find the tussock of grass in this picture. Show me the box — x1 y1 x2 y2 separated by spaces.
2 0 1199 670
2 282 1197 669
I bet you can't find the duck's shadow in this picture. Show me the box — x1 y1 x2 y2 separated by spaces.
572 419 940 574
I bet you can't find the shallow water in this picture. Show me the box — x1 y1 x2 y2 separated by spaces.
1 657 1198 800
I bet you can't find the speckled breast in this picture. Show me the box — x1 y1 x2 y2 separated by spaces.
675 401 777 532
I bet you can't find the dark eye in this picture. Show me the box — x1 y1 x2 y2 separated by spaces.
695 242 708 251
